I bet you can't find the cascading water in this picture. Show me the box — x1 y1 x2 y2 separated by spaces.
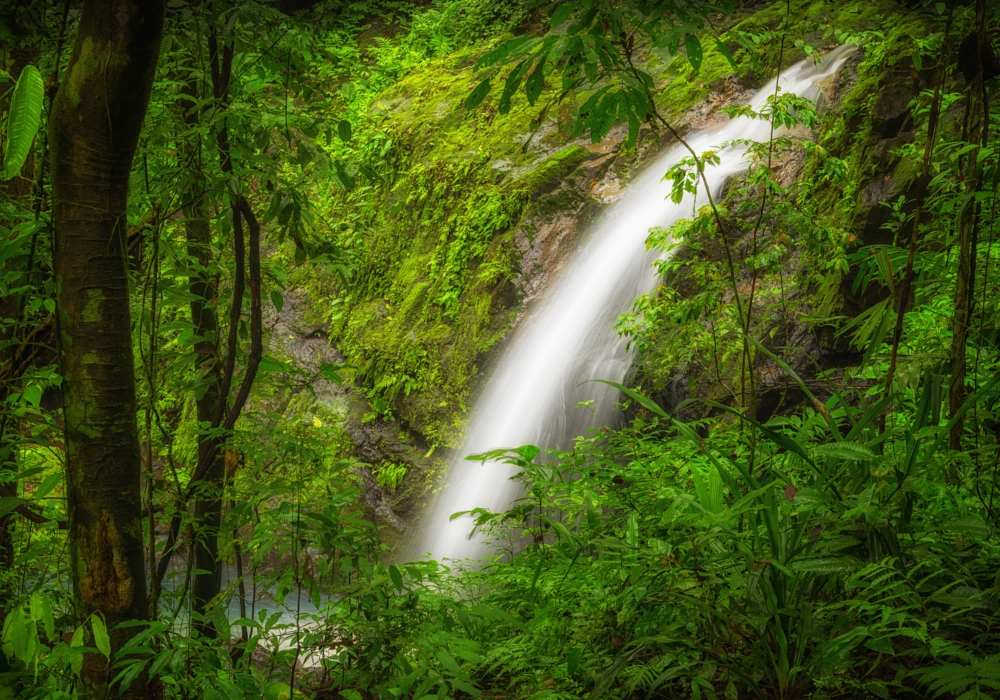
417 46 855 562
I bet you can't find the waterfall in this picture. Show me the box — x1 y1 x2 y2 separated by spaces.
416 46 855 562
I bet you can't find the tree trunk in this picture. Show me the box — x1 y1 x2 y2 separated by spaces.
178 72 226 635
49 1 164 696
154 29 263 594
949 0 987 451
187 191 226 636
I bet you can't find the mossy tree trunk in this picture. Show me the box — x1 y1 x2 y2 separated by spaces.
49 0 164 696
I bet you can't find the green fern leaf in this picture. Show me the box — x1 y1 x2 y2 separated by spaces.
3 64 44 180
918 658 1000 699
813 442 877 461
790 557 859 573
943 516 993 535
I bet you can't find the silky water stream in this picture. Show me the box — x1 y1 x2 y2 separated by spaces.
416 46 855 563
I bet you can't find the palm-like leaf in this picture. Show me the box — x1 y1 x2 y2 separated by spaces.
3 64 44 180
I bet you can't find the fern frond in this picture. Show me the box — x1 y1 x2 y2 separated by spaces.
813 442 877 461
917 657 1000 699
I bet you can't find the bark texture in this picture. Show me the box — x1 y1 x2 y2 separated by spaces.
49 1 164 696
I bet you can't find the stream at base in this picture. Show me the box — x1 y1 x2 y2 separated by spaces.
160 560 329 656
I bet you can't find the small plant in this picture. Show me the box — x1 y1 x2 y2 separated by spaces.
376 461 409 492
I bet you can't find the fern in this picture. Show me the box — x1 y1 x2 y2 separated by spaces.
916 657 1000 700
812 441 877 461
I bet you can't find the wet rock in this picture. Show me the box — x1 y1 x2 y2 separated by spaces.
353 463 408 532
858 174 901 213
269 290 441 534
869 133 910 171
872 79 914 138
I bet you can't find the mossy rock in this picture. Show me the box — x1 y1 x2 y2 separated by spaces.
632 1 942 418
514 145 590 196
315 0 918 452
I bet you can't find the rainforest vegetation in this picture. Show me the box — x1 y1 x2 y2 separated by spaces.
2 0 1000 698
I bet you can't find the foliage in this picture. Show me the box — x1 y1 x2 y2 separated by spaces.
450 364 1000 699
2 65 43 180
3 1 1000 700
464 0 738 148
312 0 895 444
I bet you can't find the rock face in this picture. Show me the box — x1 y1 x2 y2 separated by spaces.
632 8 946 423
278 0 928 532
318 0 835 456
269 290 442 535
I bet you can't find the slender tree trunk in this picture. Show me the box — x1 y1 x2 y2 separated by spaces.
187 189 225 636
177 70 226 632
949 0 988 450
155 30 263 590
185 160 223 636
50 1 164 696
0 282 22 623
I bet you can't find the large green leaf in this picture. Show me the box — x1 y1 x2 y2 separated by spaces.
684 34 703 71
91 614 111 659
592 379 667 419
3 65 44 180
790 557 859 573
465 79 492 110
549 3 576 29
813 442 876 462
0 496 22 519
336 119 352 143
524 55 548 105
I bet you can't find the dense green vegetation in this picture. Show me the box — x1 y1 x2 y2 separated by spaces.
2 0 1000 699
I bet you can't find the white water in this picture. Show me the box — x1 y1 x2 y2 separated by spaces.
417 47 855 562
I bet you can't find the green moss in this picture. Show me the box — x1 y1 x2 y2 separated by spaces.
82 289 103 323
516 146 589 195
313 45 574 444
807 6 932 225
65 36 100 109
314 0 918 446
